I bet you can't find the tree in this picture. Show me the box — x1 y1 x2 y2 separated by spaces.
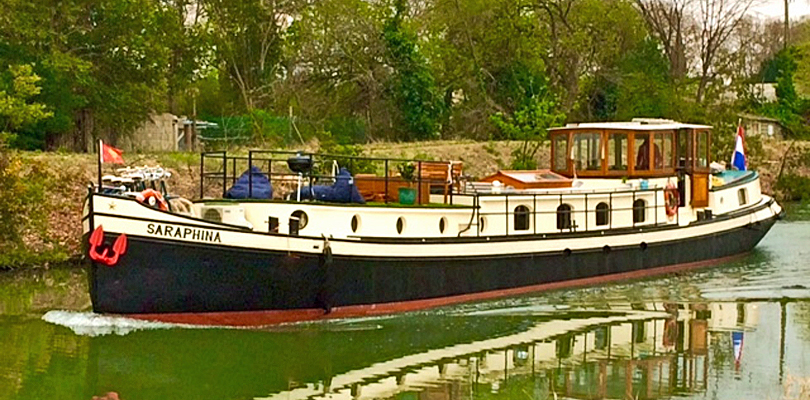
635 0 692 80
201 0 291 113
694 0 758 103
0 64 51 257
383 0 445 140
490 89 565 170
0 0 190 150
0 65 52 144
279 0 390 141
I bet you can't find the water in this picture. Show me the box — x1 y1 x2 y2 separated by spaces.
1 221 810 400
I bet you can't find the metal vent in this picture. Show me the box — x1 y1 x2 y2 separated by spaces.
202 208 223 223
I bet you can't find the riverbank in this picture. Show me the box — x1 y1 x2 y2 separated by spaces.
1 139 808 269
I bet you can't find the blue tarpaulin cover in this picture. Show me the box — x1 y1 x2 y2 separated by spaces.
299 168 365 204
226 166 273 199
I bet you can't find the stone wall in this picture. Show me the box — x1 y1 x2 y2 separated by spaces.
119 113 179 152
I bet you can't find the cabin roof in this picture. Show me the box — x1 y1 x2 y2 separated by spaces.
549 120 712 132
487 170 571 183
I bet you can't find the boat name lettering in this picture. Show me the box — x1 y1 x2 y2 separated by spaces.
147 223 222 243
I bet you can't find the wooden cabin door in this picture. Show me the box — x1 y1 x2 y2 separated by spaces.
691 173 709 207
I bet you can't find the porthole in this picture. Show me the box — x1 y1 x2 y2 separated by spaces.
351 214 360 233
640 242 648 251
603 245 611 254
396 217 405 234
439 217 447 234
291 210 308 229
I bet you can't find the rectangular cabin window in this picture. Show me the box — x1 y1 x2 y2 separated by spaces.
634 133 652 171
608 133 628 171
696 131 709 168
738 188 748 205
655 131 673 169
553 134 569 172
573 132 602 172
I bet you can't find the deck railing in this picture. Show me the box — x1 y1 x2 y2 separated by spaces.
452 186 674 237
201 150 461 204
200 151 676 237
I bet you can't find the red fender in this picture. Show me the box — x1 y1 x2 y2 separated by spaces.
88 225 127 267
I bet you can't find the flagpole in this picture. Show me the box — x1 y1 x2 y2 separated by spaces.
98 139 103 193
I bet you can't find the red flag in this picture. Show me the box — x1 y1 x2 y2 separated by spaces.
101 142 125 164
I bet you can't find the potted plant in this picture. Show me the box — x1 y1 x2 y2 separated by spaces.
397 162 417 205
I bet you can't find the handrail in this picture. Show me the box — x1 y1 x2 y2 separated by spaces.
200 150 678 236
200 150 462 204
451 186 673 236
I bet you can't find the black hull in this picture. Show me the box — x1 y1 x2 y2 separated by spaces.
89 215 778 317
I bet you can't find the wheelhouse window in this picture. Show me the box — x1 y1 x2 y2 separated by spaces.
573 132 602 172
633 199 646 223
557 204 572 230
596 202 610 226
608 133 628 171
696 130 710 168
514 205 530 231
655 131 674 169
634 133 653 171
553 134 569 172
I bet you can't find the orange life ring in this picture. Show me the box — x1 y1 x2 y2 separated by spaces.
664 184 679 217
136 189 169 211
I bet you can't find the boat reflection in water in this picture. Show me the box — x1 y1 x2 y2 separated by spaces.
256 301 768 400
8 295 808 400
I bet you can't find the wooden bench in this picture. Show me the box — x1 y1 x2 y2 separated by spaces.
354 175 430 204
353 161 462 204
416 161 463 202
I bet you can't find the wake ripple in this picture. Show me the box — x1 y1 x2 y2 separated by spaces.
41 310 221 337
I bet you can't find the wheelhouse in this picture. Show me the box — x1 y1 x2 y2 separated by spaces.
550 121 713 207
549 122 711 178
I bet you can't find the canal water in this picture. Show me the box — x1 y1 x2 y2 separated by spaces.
1 220 810 400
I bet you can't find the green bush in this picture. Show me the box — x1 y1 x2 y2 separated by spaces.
0 150 55 268
776 173 810 202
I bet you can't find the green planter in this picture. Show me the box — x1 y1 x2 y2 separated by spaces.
398 187 416 205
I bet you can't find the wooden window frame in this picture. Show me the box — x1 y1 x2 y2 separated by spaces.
692 129 712 173
572 131 605 177
550 131 571 176
605 131 630 177
550 128 693 178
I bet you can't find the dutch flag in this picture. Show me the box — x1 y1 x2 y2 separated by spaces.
731 123 746 171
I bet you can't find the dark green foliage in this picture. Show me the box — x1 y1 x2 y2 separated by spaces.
776 146 810 202
705 109 763 168
0 0 205 150
0 153 55 267
776 173 810 202
760 48 797 83
581 37 674 121
383 0 445 141
755 48 810 139
486 62 565 169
